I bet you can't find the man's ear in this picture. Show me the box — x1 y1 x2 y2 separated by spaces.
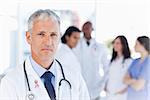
26 31 31 45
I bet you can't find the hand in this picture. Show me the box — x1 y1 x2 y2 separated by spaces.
115 87 127 95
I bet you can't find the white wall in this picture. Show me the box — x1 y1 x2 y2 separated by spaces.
95 0 150 58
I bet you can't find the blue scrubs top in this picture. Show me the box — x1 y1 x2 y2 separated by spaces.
127 56 150 100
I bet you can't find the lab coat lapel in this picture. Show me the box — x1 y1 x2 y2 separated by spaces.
54 60 64 99
55 59 73 99
25 58 51 100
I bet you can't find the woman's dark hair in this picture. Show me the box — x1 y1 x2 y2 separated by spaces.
61 26 81 44
111 35 131 63
137 36 150 54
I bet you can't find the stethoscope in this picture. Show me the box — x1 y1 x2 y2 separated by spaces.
23 59 72 100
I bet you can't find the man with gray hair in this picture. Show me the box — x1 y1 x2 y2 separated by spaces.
0 9 90 100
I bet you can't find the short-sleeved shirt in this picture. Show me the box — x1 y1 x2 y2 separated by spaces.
127 56 150 100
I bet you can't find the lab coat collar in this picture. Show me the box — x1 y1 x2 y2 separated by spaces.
62 44 72 51
25 57 63 100
82 37 96 46
29 56 56 79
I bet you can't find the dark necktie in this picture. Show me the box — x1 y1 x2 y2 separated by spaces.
86 41 90 46
41 71 56 100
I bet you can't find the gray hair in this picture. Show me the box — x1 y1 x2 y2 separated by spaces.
28 9 60 32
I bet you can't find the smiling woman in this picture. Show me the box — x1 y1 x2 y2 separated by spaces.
124 36 150 100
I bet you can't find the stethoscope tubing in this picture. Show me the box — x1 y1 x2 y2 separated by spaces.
23 59 72 100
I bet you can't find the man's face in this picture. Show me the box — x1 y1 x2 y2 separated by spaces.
26 18 60 61
82 23 93 38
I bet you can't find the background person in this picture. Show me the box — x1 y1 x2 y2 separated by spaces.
105 35 132 100
74 21 109 100
124 36 150 100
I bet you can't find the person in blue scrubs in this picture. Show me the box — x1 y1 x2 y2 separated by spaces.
124 36 150 100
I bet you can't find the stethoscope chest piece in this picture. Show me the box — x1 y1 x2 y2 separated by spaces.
26 91 35 100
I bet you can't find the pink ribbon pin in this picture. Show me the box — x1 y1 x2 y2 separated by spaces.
34 80 39 88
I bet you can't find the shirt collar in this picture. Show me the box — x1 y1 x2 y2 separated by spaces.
83 37 95 45
29 56 56 77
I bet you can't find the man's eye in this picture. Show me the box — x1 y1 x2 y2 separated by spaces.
37 33 45 36
51 33 57 37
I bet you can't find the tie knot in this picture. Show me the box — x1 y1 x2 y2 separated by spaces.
41 71 54 81
86 41 90 46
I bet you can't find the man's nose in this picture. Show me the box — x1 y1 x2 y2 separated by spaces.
44 35 53 45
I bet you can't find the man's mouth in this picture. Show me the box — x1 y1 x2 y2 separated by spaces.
41 48 53 52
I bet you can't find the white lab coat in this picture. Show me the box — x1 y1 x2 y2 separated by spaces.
73 37 109 100
55 43 90 99
56 44 82 73
106 57 132 100
0 57 90 100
